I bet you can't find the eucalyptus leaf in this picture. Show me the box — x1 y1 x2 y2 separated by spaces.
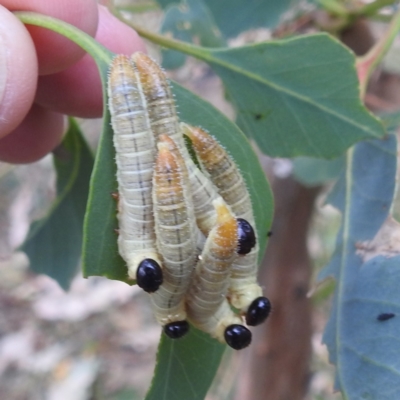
320 134 400 399
22 119 94 289
146 328 225 400
199 34 385 158
82 100 128 282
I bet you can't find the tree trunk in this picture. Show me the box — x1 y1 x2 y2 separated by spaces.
236 176 319 400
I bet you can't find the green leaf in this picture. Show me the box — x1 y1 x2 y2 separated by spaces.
82 99 128 282
146 328 225 400
161 0 225 69
129 30 386 158
21 119 94 289
320 134 400 399
201 34 385 158
156 0 295 38
292 155 345 186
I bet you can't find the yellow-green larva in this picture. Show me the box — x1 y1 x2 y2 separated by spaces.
186 198 252 350
150 137 198 338
109 52 270 337
107 55 162 292
185 125 271 326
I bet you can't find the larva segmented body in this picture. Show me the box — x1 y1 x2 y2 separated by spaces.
108 55 161 285
108 52 270 342
187 198 251 349
184 125 253 219
185 125 270 325
151 138 198 337
132 53 222 235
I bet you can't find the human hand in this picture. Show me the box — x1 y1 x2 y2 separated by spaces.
0 0 146 163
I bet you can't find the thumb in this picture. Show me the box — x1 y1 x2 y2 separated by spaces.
0 5 38 139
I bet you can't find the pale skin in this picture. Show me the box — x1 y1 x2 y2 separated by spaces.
0 0 146 163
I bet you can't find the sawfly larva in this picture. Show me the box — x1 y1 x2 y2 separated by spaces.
108 54 162 293
184 125 271 326
150 138 198 338
186 198 252 350
132 53 223 234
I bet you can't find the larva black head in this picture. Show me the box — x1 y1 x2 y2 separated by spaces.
237 218 256 255
246 297 272 326
224 325 252 350
136 259 163 293
164 321 190 339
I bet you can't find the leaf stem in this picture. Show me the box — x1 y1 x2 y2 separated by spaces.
356 7 400 98
14 11 113 64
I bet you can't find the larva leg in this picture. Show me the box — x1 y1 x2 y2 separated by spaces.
111 192 119 201
151 138 198 339
187 198 252 350
108 55 162 293
184 124 271 326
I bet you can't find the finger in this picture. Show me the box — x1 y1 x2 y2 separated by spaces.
0 103 65 164
0 6 37 139
35 5 147 118
1 0 98 74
